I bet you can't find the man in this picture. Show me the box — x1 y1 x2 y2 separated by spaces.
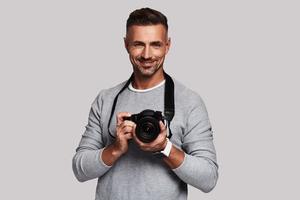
73 7 218 200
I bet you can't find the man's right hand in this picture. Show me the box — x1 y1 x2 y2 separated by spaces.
113 112 135 155
101 112 135 166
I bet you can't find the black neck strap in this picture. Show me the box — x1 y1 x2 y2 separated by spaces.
108 71 175 139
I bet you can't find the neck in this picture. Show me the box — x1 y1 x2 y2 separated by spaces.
132 70 165 90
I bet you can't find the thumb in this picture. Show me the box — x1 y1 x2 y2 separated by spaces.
159 121 167 132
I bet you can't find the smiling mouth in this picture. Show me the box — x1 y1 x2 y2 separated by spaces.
139 60 155 65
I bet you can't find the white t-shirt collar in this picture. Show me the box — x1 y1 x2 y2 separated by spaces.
128 79 166 93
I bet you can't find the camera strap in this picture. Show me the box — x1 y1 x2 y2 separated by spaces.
163 71 174 139
108 71 175 139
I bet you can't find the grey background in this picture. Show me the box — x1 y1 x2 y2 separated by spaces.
1 0 299 199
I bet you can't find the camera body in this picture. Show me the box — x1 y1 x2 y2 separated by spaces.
123 109 164 143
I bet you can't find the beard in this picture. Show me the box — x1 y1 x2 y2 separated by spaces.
130 56 165 77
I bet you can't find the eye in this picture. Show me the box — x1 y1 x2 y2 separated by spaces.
152 42 162 48
132 42 144 48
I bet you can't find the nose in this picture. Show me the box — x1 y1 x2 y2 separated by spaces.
141 45 151 59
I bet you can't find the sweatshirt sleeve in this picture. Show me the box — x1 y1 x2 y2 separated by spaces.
72 91 112 182
172 95 218 193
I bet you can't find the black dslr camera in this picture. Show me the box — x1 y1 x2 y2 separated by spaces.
123 109 165 143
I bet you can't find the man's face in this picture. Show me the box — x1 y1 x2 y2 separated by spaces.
124 24 171 78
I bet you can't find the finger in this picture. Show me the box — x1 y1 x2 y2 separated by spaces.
117 121 133 137
117 121 135 132
116 112 131 125
117 127 132 138
159 121 167 131
159 121 167 137
123 132 133 140
122 120 136 127
121 126 134 134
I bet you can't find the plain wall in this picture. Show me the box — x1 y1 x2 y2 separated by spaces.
1 0 299 199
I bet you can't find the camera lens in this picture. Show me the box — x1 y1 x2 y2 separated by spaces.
141 122 155 135
136 117 160 143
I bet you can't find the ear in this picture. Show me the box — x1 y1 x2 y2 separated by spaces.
165 37 171 54
124 37 129 53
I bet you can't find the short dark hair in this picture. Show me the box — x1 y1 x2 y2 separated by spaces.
126 7 168 33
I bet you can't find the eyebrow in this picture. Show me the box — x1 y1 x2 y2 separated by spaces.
150 41 163 45
132 41 163 45
132 41 144 45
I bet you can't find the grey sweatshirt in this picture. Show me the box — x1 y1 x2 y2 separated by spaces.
72 78 218 200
